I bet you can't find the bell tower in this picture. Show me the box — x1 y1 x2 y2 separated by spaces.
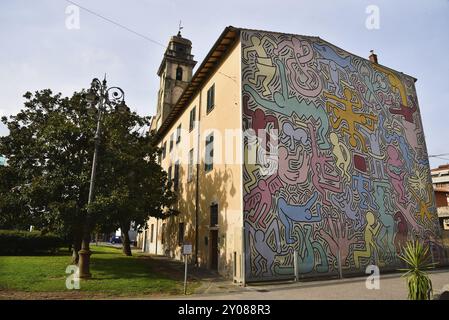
153 30 197 131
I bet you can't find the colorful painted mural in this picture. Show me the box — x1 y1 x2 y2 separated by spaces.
241 30 443 281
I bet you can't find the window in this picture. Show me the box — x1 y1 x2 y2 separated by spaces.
176 124 181 144
189 107 196 131
205 133 214 172
167 165 172 184
150 224 154 243
174 161 180 191
161 223 166 244
207 84 215 113
161 141 167 160
210 203 218 227
178 222 185 245
176 66 183 81
169 133 174 151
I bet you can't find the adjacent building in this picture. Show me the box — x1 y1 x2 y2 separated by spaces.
431 165 449 237
139 26 445 283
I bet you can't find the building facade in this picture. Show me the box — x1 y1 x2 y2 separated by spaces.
431 165 449 236
140 27 445 282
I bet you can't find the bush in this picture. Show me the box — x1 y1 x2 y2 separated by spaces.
0 230 64 255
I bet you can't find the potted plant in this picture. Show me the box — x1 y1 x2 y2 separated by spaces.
398 240 436 300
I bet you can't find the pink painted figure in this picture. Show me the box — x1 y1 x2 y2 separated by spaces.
274 37 322 98
278 145 310 186
386 145 406 204
244 175 283 228
307 121 342 205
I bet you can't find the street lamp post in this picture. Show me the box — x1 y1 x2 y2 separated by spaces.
78 76 128 279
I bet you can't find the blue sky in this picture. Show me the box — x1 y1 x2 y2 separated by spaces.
0 0 448 167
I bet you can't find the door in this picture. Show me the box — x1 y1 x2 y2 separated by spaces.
210 230 218 271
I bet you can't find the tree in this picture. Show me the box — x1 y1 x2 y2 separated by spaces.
90 108 177 256
0 90 98 263
0 89 176 261
0 165 31 230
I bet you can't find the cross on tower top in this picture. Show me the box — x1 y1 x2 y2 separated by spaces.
177 20 183 37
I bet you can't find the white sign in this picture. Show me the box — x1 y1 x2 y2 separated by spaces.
183 244 192 255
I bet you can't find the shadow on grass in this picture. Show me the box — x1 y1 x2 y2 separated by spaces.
88 252 185 283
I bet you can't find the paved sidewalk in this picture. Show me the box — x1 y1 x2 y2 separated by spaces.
139 253 449 300
172 268 449 300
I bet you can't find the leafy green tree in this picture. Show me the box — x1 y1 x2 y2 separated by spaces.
0 90 95 262
0 89 176 260
0 165 30 230
90 109 176 256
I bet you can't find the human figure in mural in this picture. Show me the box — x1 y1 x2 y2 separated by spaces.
295 224 329 274
308 121 342 205
331 187 363 230
274 37 322 98
243 94 279 152
278 145 310 186
353 211 381 269
385 145 407 204
329 132 351 182
281 121 309 151
373 63 408 108
324 86 378 152
313 42 355 97
410 184 433 221
388 95 417 124
352 172 375 210
357 119 386 179
381 117 415 172
244 175 283 228
277 192 321 244
243 58 331 149
245 220 281 277
393 211 409 254
373 182 396 263
242 35 278 96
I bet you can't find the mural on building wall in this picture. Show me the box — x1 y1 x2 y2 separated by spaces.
241 30 443 281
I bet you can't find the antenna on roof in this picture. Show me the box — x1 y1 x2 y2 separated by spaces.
177 20 183 37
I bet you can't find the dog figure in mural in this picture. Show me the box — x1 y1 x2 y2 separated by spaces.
277 192 321 244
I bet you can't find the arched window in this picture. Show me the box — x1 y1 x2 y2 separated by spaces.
176 66 183 81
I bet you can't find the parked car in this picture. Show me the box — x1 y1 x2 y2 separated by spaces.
110 236 122 244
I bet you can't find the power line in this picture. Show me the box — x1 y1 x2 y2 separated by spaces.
429 153 449 158
64 0 167 49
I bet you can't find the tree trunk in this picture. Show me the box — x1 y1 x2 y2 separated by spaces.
72 236 82 264
121 223 132 256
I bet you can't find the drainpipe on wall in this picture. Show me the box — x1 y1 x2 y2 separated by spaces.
194 90 202 266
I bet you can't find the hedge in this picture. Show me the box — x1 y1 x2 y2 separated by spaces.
0 230 64 255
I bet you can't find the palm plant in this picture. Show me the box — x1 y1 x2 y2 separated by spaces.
398 240 435 300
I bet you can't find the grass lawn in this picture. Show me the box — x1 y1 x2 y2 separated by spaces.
0 245 200 299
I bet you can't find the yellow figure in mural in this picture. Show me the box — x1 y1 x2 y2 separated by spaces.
410 184 433 221
373 64 408 107
353 211 381 269
329 132 351 181
243 35 278 96
324 86 378 152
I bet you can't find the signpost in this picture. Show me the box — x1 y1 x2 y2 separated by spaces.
183 244 192 295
